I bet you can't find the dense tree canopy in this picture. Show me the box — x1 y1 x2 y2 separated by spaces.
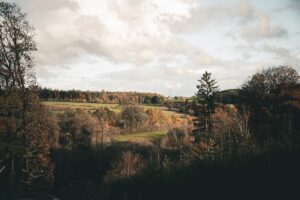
241 66 300 149
38 88 167 105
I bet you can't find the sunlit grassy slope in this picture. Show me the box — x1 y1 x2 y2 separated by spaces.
42 101 186 117
112 131 167 144
43 101 121 113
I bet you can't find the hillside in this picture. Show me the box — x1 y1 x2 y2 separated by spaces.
42 101 187 118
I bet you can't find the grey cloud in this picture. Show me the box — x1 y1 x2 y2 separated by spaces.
170 0 256 33
274 0 300 13
234 0 255 24
235 43 300 72
13 0 79 11
262 45 291 57
261 46 300 70
240 13 287 42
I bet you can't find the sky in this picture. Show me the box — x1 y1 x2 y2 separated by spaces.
6 0 300 96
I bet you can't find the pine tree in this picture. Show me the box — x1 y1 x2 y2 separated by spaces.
193 71 219 143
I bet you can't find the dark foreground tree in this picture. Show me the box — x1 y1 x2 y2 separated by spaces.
104 151 143 183
241 66 300 150
0 2 53 189
193 71 219 143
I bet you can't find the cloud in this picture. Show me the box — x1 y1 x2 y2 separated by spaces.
97 66 199 96
169 0 256 33
234 0 255 24
169 0 287 43
9 0 219 68
275 0 300 13
103 66 196 82
11 0 285 67
240 13 287 42
262 45 291 57
261 45 300 70
3 0 299 96
14 0 79 12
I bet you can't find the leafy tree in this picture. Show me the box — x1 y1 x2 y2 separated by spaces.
150 95 163 104
59 109 99 150
160 128 193 161
104 151 143 183
241 66 300 149
0 2 53 186
146 108 164 131
93 107 117 146
165 100 173 111
121 105 149 132
212 105 252 157
193 71 219 143
47 113 61 149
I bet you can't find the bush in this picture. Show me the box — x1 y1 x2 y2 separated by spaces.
104 151 144 183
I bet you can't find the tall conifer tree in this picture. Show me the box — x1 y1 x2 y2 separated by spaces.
193 71 219 143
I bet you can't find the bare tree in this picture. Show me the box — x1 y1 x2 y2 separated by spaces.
104 151 143 183
0 2 36 90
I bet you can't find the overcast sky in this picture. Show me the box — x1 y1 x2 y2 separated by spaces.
6 0 300 96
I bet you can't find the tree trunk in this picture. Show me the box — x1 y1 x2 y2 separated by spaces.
10 157 15 186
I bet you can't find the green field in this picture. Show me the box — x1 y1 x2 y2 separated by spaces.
43 101 186 117
43 101 121 113
112 131 167 145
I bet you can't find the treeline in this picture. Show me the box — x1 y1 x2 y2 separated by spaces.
38 88 166 104
38 88 243 113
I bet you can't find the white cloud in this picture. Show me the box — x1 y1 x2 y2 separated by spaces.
11 0 217 67
4 0 299 96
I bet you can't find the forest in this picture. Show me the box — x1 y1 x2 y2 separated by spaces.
1 2 300 200
38 89 167 105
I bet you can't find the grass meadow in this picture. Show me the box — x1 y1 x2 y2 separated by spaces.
42 101 186 117
112 131 167 145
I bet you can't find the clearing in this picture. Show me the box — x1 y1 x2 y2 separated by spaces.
112 131 167 145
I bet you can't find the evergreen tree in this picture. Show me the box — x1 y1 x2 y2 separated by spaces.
193 71 219 143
